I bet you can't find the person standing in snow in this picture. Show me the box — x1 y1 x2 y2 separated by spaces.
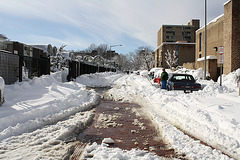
161 68 168 89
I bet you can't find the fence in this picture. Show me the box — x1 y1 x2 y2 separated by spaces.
67 60 115 81
0 50 50 84
0 50 19 85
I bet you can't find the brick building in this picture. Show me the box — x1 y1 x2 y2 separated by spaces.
193 0 240 81
154 19 199 68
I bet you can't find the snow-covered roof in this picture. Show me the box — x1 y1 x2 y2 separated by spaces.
224 0 231 6
196 14 224 32
197 55 217 62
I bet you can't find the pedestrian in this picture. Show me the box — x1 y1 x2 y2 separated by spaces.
161 68 168 89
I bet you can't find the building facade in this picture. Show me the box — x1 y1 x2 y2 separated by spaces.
155 19 199 68
194 0 240 81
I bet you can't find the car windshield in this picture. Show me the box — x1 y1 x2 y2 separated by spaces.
171 75 195 82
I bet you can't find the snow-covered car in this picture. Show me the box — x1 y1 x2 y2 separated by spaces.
133 70 142 75
140 70 148 77
167 74 201 93
153 77 161 84
148 68 162 79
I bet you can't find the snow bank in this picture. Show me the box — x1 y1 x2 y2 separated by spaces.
76 71 124 87
0 73 99 141
219 68 240 92
174 68 210 80
105 69 240 159
51 67 69 82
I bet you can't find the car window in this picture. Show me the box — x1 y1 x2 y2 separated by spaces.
172 75 195 82
187 75 195 82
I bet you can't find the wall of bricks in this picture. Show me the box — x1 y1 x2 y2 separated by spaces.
231 0 240 73
223 0 240 74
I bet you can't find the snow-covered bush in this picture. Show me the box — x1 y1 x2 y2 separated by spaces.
0 77 4 105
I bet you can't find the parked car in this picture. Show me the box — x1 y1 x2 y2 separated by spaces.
148 68 162 79
140 70 148 77
167 74 201 93
153 77 161 84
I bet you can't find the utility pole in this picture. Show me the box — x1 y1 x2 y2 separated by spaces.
204 0 207 80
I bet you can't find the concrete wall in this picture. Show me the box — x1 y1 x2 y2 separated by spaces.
183 62 195 69
195 15 224 63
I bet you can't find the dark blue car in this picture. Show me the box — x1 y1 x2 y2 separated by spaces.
167 74 201 93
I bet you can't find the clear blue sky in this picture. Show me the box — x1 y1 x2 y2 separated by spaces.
0 0 228 54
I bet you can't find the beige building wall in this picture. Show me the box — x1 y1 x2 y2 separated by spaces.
154 42 195 69
195 15 224 63
223 0 240 74
194 0 240 81
155 19 199 69
195 15 224 81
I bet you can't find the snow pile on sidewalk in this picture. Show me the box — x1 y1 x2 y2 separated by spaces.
0 73 99 141
76 71 124 87
0 71 99 159
105 69 240 159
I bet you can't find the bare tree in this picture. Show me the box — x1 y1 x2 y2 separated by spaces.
114 54 133 71
97 44 110 56
165 49 178 69
126 52 140 70
136 46 154 71
84 43 98 53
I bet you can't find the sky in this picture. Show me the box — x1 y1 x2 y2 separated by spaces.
0 0 228 54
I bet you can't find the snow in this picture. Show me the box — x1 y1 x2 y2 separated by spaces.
197 14 224 32
140 70 148 77
197 55 217 62
75 71 124 87
104 68 240 159
224 0 231 6
84 142 161 160
102 138 115 144
0 68 239 159
149 67 162 74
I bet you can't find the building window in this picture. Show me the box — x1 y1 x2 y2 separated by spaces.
199 33 202 52
166 26 174 30
166 31 175 35
184 27 191 30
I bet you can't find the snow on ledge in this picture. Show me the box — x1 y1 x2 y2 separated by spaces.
197 55 217 62
224 0 231 6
